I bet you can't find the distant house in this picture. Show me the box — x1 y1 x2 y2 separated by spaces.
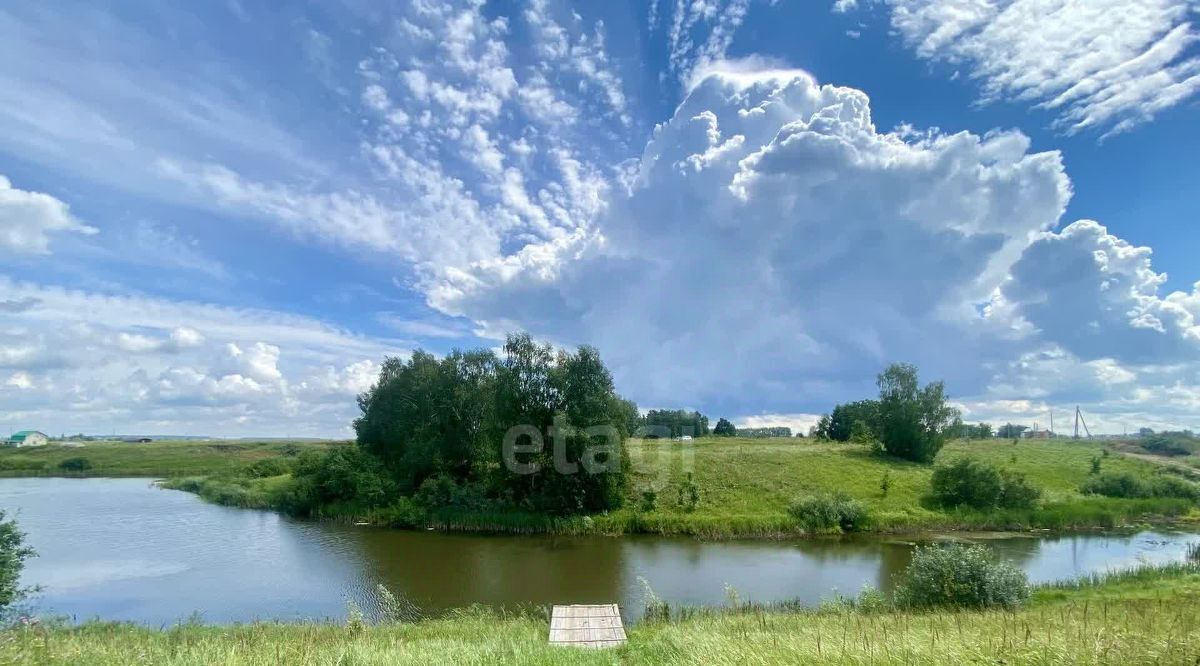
6 430 49 447
1023 429 1053 439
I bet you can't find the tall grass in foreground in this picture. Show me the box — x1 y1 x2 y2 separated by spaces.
5 589 1199 665
3 561 1200 664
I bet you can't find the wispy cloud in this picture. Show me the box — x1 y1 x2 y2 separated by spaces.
844 0 1200 136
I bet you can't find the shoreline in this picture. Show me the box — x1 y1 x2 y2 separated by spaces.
5 560 1199 664
0 473 1195 540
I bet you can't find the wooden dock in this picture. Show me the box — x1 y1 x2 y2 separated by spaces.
548 604 626 648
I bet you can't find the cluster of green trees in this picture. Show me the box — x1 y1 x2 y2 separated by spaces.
812 364 959 463
288 349 966 521
736 426 793 438
291 334 633 516
996 424 1027 439
812 400 879 442
639 409 709 438
1081 472 1199 500
712 418 736 436
960 423 994 439
1137 431 1199 457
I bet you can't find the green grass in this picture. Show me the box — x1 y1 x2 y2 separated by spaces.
0 440 338 478
4 563 1199 665
155 437 1200 537
6 437 1196 536
617 437 1199 534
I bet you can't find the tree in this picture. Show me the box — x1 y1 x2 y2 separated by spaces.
996 423 1028 439
811 414 832 440
849 420 874 443
617 398 643 440
826 400 880 442
967 423 994 439
354 349 498 491
713 417 736 437
0 510 34 612
492 335 629 513
643 409 710 438
352 333 632 515
875 363 958 463
738 427 792 438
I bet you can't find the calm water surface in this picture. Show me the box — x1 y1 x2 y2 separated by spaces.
3 478 1198 625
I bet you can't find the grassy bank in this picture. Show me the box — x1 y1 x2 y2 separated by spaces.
0 440 336 478
6 437 1196 536
163 437 1199 537
4 561 1199 664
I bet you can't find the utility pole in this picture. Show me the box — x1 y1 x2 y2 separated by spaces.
1073 406 1091 440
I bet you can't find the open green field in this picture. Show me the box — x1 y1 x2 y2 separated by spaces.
616 436 1197 534
139 437 1200 536
0 440 337 478
3 562 1198 665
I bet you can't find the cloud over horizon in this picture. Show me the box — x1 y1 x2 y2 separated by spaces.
429 66 1199 430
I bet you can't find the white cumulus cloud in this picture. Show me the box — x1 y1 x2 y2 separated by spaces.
427 65 1199 430
0 175 97 254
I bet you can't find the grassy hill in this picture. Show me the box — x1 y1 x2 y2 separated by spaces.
3 436 1194 535
0 439 337 478
615 436 1196 535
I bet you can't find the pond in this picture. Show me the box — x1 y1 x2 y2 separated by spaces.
2 477 1197 625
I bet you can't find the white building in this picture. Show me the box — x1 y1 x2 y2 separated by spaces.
5 430 49 447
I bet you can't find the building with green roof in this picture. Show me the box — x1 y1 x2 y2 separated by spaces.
5 430 49 447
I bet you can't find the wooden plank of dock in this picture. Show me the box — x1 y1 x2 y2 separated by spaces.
548 604 626 648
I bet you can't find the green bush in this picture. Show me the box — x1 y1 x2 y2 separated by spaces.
930 459 999 508
0 457 47 472
788 493 868 532
57 457 93 472
677 473 700 512
284 446 396 515
638 488 658 512
244 457 291 478
412 474 489 511
1140 433 1197 457
0 510 34 612
895 543 1029 609
379 497 427 528
997 471 1042 508
930 458 1041 510
1080 472 1199 500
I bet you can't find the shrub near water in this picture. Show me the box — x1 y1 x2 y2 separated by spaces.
0 510 34 613
244 457 291 478
788 493 867 532
895 543 1029 609
930 458 1041 510
1080 471 1200 500
56 457 92 473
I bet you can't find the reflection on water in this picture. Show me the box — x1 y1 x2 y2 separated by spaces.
2 478 1197 625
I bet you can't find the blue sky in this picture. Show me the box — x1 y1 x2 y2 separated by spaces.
1 0 1198 437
